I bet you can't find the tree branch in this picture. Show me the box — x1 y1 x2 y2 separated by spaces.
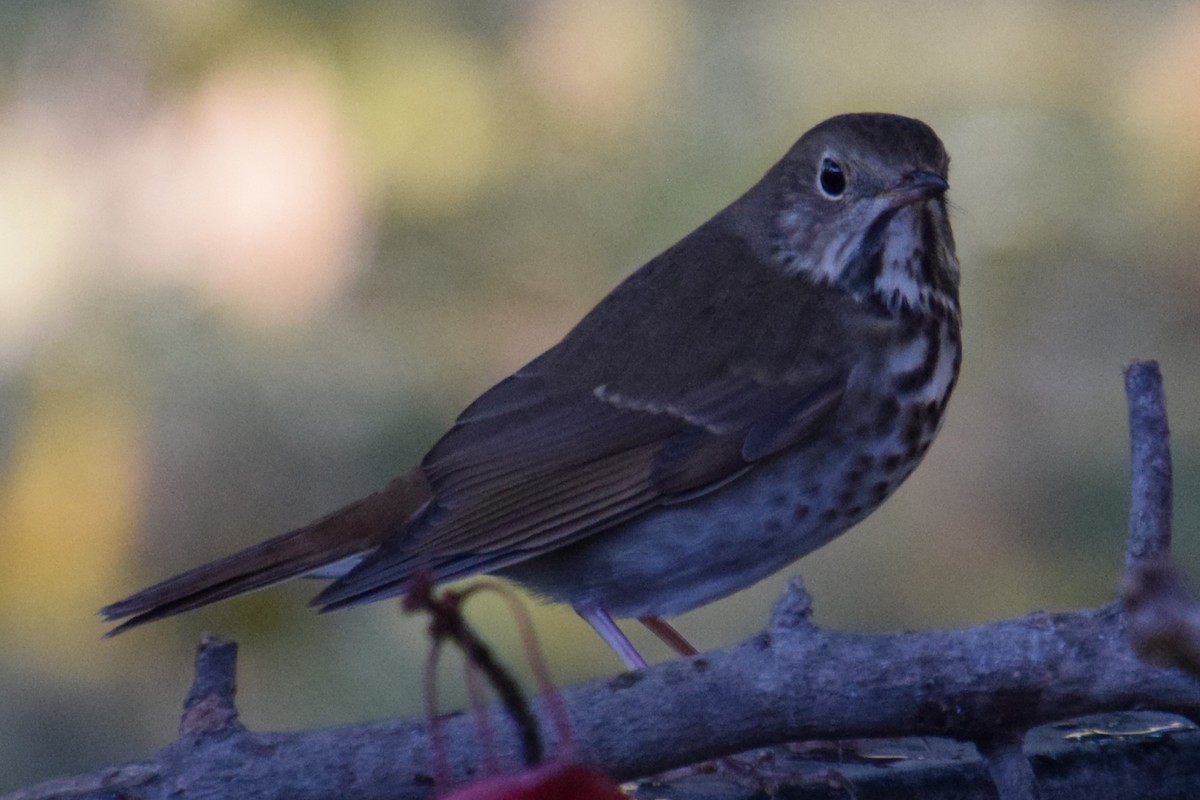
1124 360 1172 567
7 360 1197 800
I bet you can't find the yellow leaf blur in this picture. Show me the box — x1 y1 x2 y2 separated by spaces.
0 368 143 677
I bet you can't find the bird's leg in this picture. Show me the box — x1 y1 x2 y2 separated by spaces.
638 615 699 657
574 606 648 670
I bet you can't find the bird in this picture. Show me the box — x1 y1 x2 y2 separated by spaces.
102 112 961 670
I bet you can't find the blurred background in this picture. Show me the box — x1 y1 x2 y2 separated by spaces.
2 0 1199 791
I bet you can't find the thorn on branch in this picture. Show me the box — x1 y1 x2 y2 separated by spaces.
768 575 816 634
976 732 1041 800
179 633 244 741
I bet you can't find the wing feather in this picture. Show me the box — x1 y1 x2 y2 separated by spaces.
314 365 845 610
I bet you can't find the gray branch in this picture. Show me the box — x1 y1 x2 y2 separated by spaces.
1124 360 1172 567
6 360 1194 800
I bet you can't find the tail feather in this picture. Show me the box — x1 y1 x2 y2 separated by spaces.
100 470 432 635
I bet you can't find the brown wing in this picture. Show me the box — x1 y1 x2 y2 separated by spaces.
315 214 860 610
314 368 843 610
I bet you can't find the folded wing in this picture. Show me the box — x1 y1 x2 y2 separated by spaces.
314 366 844 610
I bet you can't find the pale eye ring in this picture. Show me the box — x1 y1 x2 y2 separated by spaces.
817 158 846 199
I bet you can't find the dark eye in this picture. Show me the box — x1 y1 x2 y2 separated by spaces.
818 158 846 198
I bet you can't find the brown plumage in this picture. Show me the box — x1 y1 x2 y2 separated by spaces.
102 113 960 667
101 470 431 634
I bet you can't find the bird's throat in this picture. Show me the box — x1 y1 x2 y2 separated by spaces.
847 204 957 319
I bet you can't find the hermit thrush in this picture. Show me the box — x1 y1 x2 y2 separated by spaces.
102 113 961 669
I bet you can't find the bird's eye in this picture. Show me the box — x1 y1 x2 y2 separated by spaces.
818 158 846 199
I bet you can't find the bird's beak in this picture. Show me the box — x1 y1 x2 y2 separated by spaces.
884 171 949 208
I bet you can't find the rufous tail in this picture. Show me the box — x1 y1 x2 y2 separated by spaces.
100 469 432 636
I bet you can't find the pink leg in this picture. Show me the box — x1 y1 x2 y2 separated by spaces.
638 615 699 657
574 606 648 670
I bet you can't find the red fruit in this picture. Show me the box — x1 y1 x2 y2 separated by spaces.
440 761 625 800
